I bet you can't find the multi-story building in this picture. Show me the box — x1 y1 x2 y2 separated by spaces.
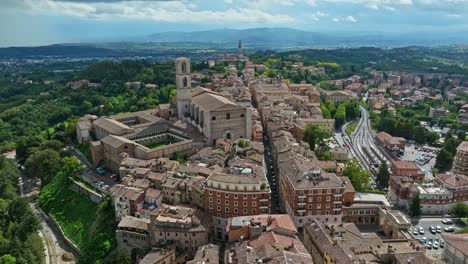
148 204 208 258
442 234 468 264
116 216 151 256
375 132 406 156
429 107 449 119
278 155 347 231
435 173 468 204
388 176 419 209
390 160 424 181
418 185 453 215
303 217 427 264
321 90 359 104
226 214 297 242
110 184 145 221
204 161 271 240
453 141 468 176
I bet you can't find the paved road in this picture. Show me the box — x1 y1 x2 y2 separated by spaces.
31 204 76 264
410 218 465 257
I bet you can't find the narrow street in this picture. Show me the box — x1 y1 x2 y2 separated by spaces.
31 204 77 264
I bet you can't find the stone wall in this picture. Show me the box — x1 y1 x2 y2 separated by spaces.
69 177 103 204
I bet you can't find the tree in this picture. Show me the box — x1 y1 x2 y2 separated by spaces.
303 124 331 151
342 159 370 192
61 156 84 176
409 196 421 217
376 162 390 189
0 255 16 264
24 149 61 185
450 202 468 218
434 148 454 172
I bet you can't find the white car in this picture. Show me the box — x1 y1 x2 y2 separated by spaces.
436 226 442 233
419 227 425 234
427 241 432 249
413 229 418 235
442 219 453 224
433 241 439 249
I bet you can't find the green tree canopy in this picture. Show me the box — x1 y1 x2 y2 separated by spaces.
342 159 370 192
450 202 468 218
409 196 421 217
303 124 331 151
24 149 61 186
376 162 390 190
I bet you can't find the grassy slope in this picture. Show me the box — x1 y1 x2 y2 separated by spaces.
39 173 117 263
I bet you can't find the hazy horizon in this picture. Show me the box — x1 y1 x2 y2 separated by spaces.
2 0 468 47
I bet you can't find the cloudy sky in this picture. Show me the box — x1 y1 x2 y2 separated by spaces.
1 0 468 47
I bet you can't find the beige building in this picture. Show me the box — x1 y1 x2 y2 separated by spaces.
116 216 151 256
186 87 252 145
453 141 468 176
148 204 209 258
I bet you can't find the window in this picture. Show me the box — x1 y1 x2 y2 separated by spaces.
243 195 247 199
226 113 231 119
309 197 313 202
217 199 220 204
241 113 245 118
326 196 331 202
243 202 247 207
252 202 256 206
253 209 256 214
326 203 330 209
225 208 229 213
252 194 256 199
234 194 238 199
183 77 188 87
217 206 221 211
225 193 229 198
243 209 248 214
234 208 238 213
234 201 238 206
209 197 213 202
317 197 322 202
212 116 216 120
225 200 229 205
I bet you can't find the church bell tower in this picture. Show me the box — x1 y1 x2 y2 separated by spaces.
175 57 191 120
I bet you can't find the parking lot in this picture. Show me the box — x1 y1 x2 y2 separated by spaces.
410 219 464 255
402 144 438 180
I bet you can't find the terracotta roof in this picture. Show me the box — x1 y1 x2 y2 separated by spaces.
435 174 468 189
442 233 468 253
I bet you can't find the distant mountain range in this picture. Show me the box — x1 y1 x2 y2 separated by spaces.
147 28 330 46
145 27 468 48
1 28 468 59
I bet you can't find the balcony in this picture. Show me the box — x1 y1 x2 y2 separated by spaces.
298 195 306 199
298 202 306 206
259 205 269 209
334 201 341 204
259 198 269 202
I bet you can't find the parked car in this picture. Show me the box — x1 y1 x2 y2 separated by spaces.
413 229 419 235
440 239 445 248
436 226 442 233
419 227 425 234
444 227 455 232
442 219 453 224
430 226 436 234
433 241 439 249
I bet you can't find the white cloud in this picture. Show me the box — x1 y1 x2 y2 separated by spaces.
344 15 357 22
310 11 328 21
14 0 295 24
332 15 357 23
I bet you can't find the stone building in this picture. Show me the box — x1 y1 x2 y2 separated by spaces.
148 204 209 258
452 141 468 176
116 216 151 256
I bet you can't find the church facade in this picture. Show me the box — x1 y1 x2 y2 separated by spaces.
175 57 252 145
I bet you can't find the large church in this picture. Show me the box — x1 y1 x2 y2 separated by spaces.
174 57 251 145
81 57 252 171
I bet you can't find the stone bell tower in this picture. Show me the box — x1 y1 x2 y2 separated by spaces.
175 57 191 120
